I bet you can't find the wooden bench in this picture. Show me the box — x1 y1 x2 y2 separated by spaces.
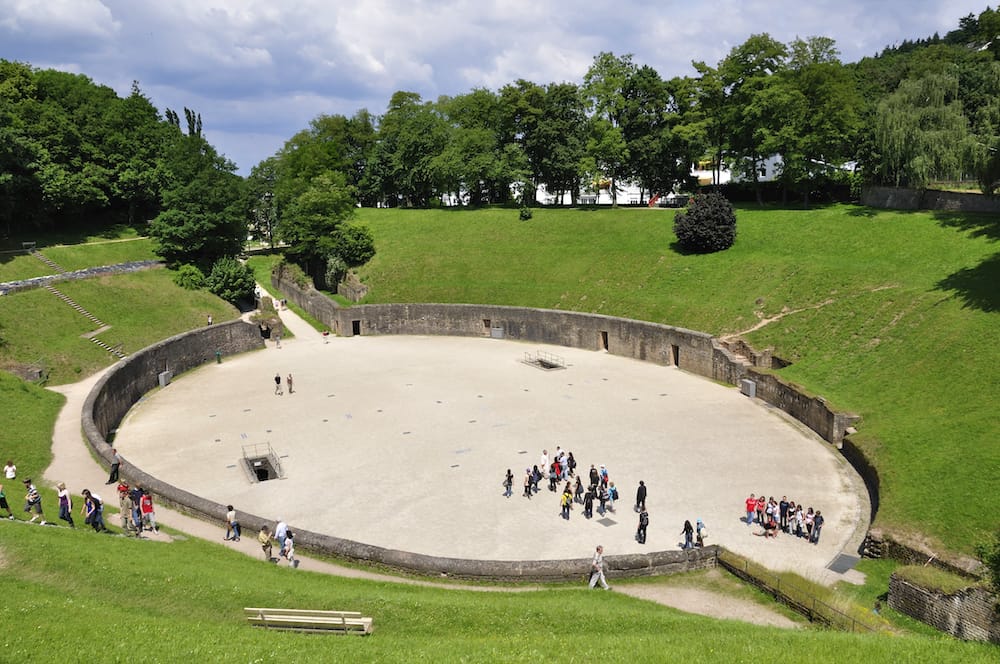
244 607 374 635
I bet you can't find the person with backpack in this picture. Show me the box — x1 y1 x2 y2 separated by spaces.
560 487 572 520
503 469 513 498
637 508 649 544
607 482 618 513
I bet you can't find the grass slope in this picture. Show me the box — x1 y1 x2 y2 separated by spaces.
0 268 240 384
0 525 993 662
353 205 999 552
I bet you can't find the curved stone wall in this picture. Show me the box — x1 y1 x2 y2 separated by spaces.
81 317 719 581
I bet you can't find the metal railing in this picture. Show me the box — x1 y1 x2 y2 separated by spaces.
717 548 884 634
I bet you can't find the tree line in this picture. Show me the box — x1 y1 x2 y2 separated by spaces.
1 7 998 276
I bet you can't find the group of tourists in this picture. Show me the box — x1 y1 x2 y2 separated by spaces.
506 448 623 521
503 450 707 552
273 372 294 395
253 518 298 567
0 465 158 536
744 493 825 544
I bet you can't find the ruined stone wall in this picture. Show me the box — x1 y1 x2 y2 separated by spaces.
888 574 1000 643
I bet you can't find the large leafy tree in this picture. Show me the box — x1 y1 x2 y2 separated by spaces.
583 52 636 204
498 79 546 204
148 128 246 268
720 34 788 203
871 71 972 188
535 82 588 204
372 91 449 207
278 170 363 276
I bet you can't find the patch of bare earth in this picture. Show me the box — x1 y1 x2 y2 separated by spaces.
617 583 800 628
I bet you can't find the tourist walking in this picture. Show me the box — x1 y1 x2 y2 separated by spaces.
503 469 513 497
637 508 649 544
139 491 158 532
118 484 136 533
696 519 707 547
274 519 288 551
274 373 282 395
573 476 583 504
81 489 103 531
607 482 618 513
56 482 74 527
745 493 756 526
810 510 824 544
281 530 298 567
287 373 294 394
583 486 594 519
0 481 13 519
225 505 241 541
635 480 646 512
258 525 273 561
588 545 610 590
22 479 44 524
523 469 532 498
681 519 694 549
106 448 121 484
560 488 572 520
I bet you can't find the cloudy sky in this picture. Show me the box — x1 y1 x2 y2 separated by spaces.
0 1 989 174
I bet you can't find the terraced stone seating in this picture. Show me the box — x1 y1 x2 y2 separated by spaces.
244 607 374 635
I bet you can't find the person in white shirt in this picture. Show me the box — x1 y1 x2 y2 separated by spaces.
588 545 610 590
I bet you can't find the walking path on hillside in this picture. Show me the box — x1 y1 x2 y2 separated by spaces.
41 298 805 629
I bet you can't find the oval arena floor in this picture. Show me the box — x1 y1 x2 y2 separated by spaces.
113 318 868 579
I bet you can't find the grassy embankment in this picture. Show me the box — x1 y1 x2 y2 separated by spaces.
0 208 996 660
0 240 239 384
351 205 998 555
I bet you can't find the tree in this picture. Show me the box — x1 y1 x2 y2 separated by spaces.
278 170 359 275
583 52 637 204
148 131 246 268
720 34 788 203
768 37 861 204
535 82 588 204
206 256 255 304
871 71 972 188
673 191 737 253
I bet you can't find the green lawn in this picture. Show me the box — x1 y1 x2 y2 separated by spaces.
40 236 157 271
2 210 998 660
0 524 993 662
0 268 240 384
353 205 999 553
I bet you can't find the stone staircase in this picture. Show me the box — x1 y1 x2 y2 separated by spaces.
29 248 67 274
44 285 126 359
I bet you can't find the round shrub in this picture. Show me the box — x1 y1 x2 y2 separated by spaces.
173 264 206 290
206 257 255 304
673 191 737 253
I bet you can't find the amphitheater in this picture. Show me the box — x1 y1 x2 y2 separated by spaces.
85 284 870 583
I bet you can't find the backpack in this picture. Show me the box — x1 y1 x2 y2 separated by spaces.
610 486 618 500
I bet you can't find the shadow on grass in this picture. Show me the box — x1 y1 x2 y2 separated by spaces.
931 210 1000 242
936 252 1000 313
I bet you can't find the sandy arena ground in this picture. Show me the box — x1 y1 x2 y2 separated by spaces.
110 308 869 581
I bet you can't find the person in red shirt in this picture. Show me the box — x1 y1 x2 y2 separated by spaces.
745 493 757 527
756 495 766 525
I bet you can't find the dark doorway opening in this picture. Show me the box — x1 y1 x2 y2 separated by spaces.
670 344 679 366
247 457 277 482
352 320 361 336
600 331 609 351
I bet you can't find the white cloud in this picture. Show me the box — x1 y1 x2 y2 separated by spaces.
0 0 992 173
